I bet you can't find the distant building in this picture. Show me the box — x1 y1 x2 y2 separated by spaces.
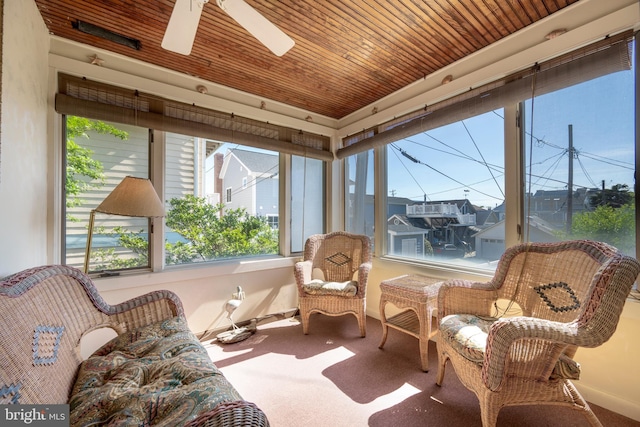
388 199 480 257
217 148 279 227
472 215 558 260
527 187 596 226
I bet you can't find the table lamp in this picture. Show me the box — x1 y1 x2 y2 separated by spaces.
84 176 165 273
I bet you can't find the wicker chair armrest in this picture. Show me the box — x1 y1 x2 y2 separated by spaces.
437 279 497 321
108 290 185 334
482 316 577 390
293 260 313 291
355 262 372 297
184 400 270 427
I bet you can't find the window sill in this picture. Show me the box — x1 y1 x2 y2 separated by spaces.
377 254 495 281
91 255 297 292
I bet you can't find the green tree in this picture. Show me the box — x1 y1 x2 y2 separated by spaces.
588 184 632 208
165 195 278 262
92 195 279 268
569 203 635 254
66 116 128 219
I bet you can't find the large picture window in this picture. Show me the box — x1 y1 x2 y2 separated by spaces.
523 60 635 256
342 33 636 272
63 116 324 272
164 143 279 266
385 110 504 268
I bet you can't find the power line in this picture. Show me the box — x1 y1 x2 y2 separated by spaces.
390 144 430 201
390 144 503 201
462 119 505 198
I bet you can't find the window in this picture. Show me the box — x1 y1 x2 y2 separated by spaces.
63 117 321 271
345 149 375 246
267 215 279 229
290 155 325 253
523 56 635 256
165 144 279 266
385 110 504 268
64 117 151 272
57 72 331 273
342 33 635 272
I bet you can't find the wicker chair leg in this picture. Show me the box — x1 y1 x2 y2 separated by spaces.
565 380 603 427
479 400 500 427
357 313 366 337
435 351 447 386
301 309 311 335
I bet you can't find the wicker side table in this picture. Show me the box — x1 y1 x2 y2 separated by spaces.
378 274 443 371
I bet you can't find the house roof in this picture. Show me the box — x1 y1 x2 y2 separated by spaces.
33 0 580 119
387 214 430 235
227 148 278 175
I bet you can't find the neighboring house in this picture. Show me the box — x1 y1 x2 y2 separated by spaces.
527 187 596 227
472 215 559 260
218 148 279 226
346 193 414 237
386 199 481 259
387 214 430 257
405 199 478 247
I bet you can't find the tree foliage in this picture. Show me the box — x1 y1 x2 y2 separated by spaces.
66 116 128 219
93 195 279 268
165 195 278 262
569 203 635 254
588 184 632 208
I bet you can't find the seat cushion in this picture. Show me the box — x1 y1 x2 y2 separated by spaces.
440 313 580 379
440 313 495 364
302 279 358 297
69 317 242 426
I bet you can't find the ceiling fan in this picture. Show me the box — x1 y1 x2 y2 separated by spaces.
162 0 295 57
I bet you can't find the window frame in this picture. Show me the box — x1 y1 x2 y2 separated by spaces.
61 119 328 275
349 35 638 272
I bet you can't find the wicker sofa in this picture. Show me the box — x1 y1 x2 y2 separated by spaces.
0 265 269 426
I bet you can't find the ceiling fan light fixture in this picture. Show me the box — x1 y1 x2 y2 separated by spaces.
216 0 295 57
162 0 208 55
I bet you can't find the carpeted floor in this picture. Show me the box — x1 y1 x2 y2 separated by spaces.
204 314 639 427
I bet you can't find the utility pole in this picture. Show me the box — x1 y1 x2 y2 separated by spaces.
567 124 574 234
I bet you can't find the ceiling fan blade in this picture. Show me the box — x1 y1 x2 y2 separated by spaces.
216 0 295 57
162 0 206 55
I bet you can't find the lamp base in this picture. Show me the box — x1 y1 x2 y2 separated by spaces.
216 319 257 344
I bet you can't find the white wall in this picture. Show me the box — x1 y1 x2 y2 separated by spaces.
0 0 50 274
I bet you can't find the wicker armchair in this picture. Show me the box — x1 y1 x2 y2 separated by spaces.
435 240 640 427
294 232 372 337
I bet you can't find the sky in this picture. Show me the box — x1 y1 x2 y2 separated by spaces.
385 63 635 209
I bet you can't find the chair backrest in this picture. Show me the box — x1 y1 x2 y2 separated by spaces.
304 232 372 283
491 240 639 345
0 266 114 404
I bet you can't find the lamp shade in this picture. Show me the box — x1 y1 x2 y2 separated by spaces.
96 176 165 217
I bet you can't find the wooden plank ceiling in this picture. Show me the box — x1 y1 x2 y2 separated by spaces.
34 0 579 120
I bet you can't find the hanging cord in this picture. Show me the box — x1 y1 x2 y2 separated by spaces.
301 154 307 252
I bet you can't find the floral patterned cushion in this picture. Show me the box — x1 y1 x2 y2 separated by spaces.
302 279 358 297
440 314 494 364
440 314 580 379
69 317 243 427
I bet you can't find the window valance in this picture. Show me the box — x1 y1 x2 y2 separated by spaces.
338 31 632 159
56 73 333 162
